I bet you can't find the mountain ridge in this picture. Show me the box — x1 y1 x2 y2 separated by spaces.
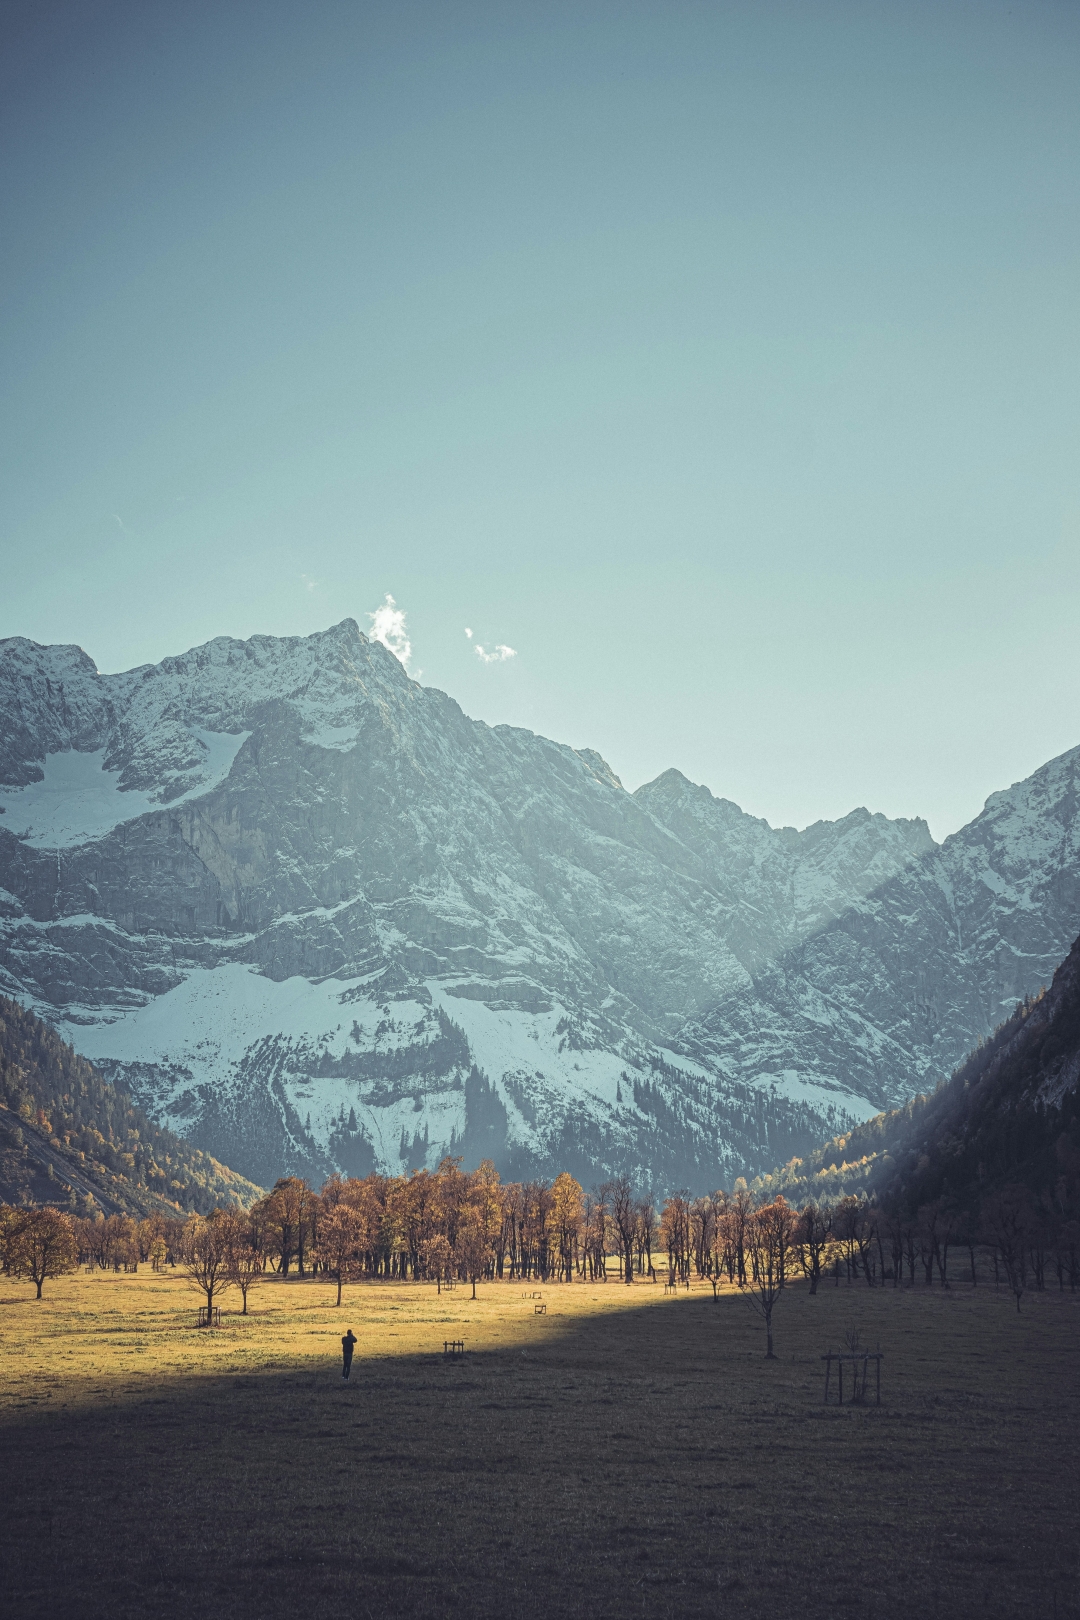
1 619 1077 1191
753 928 1080 1221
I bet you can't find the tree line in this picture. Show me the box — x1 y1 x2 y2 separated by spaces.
5 1158 1074 1341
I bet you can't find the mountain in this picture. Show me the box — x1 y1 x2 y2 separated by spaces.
0 618 1077 1191
0 993 262 1215
755 929 1080 1220
676 741 1080 1121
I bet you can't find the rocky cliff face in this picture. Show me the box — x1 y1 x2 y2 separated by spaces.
1 620 1077 1191
677 743 1080 1120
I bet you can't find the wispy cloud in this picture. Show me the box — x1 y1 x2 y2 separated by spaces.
465 625 515 664
300 573 318 593
369 593 412 667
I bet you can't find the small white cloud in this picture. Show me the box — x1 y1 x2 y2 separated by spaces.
368 593 412 668
474 642 516 664
301 573 318 593
464 627 473 639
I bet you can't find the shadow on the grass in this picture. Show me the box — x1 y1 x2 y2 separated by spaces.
2 1287 1077 1620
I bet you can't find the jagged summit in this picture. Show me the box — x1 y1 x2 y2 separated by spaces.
1 621 1077 1190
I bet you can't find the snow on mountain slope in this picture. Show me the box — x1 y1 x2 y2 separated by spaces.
1 618 1075 1191
633 769 934 972
677 743 1080 1116
0 732 250 846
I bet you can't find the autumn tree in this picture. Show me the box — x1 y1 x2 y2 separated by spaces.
582 1187 609 1280
739 1198 796 1358
421 1232 453 1290
794 1203 830 1295
317 1201 366 1306
660 1193 691 1283
728 1185 753 1284
520 1179 553 1280
257 1177 315 1276
224 1212 265 1314
551 1171 583 1282
456 1209 493 1299
3 1206 78 1298
0 1203 24 1273
183 1211 233 1320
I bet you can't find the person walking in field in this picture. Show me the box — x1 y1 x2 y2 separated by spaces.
341 1328 357 1381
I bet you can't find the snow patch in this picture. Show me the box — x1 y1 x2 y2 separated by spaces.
0 729 250 847
300 721 361 752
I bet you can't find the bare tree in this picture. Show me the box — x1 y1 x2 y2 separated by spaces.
183 1212 233 1320
981 1185 1032 1312
225 1211 265 1314
608 1177 636 1284
794 1203 830 1294
635 1196 657 1280
739 1199 795 1358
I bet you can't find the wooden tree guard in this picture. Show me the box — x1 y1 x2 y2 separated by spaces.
443 1340 465 1358
534 1303 547 1314
822 1351 882 1405
197 1305 221 1329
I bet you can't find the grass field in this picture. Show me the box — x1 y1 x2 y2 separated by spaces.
1 1267 1078 1619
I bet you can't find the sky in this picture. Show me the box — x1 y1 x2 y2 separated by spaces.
2 0 1079 841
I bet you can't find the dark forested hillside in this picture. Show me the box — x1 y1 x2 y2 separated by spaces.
0 995 262 1215
757 931 1080 1220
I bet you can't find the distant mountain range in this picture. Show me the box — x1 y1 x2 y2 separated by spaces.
1 619 1078 1191
758 928 1080 1221
0 994 261 1215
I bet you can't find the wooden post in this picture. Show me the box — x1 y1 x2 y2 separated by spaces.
839 1361 843 1405
823 1353 832 1404
876 1355 881 1406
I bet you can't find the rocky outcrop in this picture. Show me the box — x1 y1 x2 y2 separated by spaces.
1 620 1077 1191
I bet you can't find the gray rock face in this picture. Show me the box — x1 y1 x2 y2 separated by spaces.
0 619 1076 1191
677 744 1080 1116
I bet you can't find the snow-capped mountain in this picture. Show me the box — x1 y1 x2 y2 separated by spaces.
0 620 1076 1191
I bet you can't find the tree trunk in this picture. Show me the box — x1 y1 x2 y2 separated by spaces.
35 1276 44 1298
336 1274 343 1307
471 1277 477 1299
765 1310 775 1359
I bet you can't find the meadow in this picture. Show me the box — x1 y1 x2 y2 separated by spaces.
1 1267 1077 1620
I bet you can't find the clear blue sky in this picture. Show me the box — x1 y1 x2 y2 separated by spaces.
2 0 1078 839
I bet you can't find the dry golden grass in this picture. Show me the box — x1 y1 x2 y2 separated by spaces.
1 1266 1078 1619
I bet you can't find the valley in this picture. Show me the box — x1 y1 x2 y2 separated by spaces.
1 1266 1075 1620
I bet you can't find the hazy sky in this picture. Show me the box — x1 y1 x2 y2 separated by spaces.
2 0 1078 840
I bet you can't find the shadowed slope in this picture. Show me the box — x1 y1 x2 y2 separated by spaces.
0 994 261 1213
